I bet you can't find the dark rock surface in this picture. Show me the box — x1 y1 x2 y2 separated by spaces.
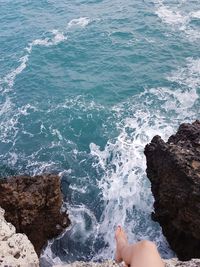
144 120 200 260
0 174 70 256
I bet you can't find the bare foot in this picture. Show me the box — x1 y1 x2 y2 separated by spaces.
115 226 128 263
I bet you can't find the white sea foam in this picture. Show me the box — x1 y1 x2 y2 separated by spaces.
67 17 90 29
69 185 87 194
0 97 13 117
154 0 200 40
41 56 199 263
0 101 38 150
41 238 66 267
8 152 18 166
0 97 18 143
155 5 188 25
88 57 199 260
41 204 98 265
26 30 67 53
18 103 37 115
185 28 200 41
1 16 91 91
165 58 200 110
168 58 200 89
147 59 200 112
67 205 98 241
190 10 200 19
90 108 175 260
0 30 67 92
150 58 200 113
51 128 63 141
3 55 29 89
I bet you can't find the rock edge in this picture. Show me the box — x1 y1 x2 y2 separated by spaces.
0 206 39 267
0 174 70 256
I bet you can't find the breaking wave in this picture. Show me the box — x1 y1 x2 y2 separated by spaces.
41 57 199 265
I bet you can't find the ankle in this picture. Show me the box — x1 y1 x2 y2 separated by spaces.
117 239 128 251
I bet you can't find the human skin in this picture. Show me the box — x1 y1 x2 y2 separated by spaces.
115 226 165 267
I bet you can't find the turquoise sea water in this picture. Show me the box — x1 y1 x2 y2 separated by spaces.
0 0 200 266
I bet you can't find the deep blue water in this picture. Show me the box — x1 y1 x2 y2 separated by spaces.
0 0 200 266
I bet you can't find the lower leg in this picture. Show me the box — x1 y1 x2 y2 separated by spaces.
115 226 135 266
115 226 165 267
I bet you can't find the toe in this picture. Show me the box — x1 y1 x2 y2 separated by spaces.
115 252 122 263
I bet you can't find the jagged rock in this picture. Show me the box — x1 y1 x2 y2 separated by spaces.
144 120 200 260
53 259 200 267
0 174 70 256
0 207 39 267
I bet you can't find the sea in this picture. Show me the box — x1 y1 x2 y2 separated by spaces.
0 0 200 266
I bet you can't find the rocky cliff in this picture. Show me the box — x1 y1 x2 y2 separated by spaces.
0 206 39 267
0 174 70 256
144 120 200 260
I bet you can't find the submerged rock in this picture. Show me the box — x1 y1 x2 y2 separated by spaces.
144 120 200 260
0 207 39 267
0 174 70 256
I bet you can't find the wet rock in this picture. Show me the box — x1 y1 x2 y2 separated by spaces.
0 174 70 256
144 120 200 260
0 206 39 267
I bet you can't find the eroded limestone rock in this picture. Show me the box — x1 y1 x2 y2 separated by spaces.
0 207 39 267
